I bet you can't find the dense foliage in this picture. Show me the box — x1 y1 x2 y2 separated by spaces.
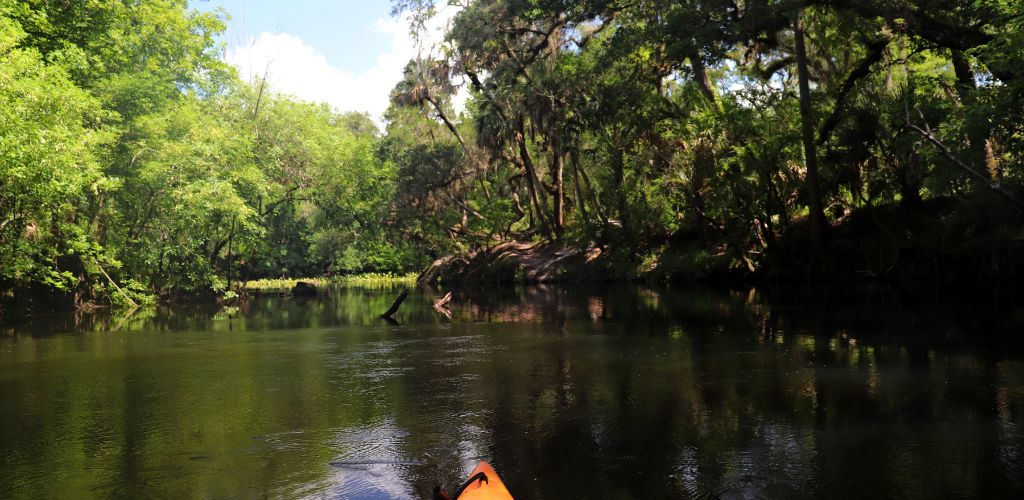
4 0 1024 308
0 1 422 307
387 0 1024 282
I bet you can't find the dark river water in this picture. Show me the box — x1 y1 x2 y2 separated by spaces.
1 284 1023 498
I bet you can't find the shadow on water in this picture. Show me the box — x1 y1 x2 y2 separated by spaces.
1 284 1023 498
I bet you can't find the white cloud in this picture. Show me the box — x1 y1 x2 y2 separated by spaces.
223 6 463 127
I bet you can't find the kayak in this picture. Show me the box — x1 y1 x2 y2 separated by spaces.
434 461 514 500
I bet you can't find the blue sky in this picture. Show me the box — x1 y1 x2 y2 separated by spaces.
188 0 463 122
190 0 394 74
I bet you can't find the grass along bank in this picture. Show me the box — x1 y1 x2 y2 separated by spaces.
242 273 418 291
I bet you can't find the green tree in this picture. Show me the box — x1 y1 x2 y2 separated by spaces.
0 12 113 291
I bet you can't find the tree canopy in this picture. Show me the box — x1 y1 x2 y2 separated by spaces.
384 0 1024 282
3 0 1024 308
0 1 421 307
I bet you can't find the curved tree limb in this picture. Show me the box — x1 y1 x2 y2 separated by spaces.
817 35 890 145
906 109 1024 212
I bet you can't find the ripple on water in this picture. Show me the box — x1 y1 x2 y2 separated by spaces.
360 366 413 382
304 463 417 499
327 336 496 381
330 419 409 461
278 418 420 499
670 419 818 498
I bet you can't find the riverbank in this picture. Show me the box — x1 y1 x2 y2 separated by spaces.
0 273 419 317
3 199 1020 317
418 198 1024 292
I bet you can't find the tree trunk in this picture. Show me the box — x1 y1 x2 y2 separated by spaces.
795 13 828 260
507 172 526 220
516 129 551 235
226 216 236 291
611 146 628 233
552 150 565 234
578 152 607 223
690 54 718 106
570 150 590 225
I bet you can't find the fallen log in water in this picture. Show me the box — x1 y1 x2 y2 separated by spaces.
433 291 452 310
380 289 408 319
433 290 453 319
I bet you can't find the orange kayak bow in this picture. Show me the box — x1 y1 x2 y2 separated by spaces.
434 461 514 500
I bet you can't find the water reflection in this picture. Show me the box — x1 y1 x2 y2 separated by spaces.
0 285 1023 498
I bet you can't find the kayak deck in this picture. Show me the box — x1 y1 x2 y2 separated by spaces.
437 461 514 500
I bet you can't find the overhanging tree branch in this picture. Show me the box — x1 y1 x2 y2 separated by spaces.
817 36 890 145
906 108 1024 212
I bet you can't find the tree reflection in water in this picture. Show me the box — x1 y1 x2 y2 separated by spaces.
1 284 1022 498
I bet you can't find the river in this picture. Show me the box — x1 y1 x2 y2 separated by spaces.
1 284 1022 498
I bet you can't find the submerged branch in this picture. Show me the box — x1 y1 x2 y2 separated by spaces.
380 289 409 319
